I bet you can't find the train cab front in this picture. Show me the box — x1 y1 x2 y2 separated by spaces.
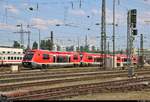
22 51 34 68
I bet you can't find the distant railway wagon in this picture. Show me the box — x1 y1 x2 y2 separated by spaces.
22 50 81 68
116 54 138 68
0 47 24 66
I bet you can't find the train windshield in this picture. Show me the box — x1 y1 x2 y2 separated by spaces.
23 52 34 60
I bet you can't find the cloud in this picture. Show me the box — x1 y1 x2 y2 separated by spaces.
47 19 64 25
142 0 150 5
105 8 150 27
4 5 19 14
69 9 86 16
0 23 16 30
31 18 64 29
91 8 99 15
105 8 127 25
138 11 150 25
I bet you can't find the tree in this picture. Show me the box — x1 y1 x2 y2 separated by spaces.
76 46 80 51
120 49 124 54
46 39 53 50
13 41 20 48
32 41 38 50
40 39 53 50
84 45 89 52
66 46 70 51
40 40 46 50
80 46 84 52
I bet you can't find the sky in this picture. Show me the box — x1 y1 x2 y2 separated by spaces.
0 0 150 50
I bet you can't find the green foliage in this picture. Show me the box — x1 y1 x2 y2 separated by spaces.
84 45 89 52
76 46 80 51
40 39 53 50
80 46 84 52
13 41 21 48
32 41 38 50
66 46 74 51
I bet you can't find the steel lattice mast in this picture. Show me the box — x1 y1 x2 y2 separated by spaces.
101 0 106 69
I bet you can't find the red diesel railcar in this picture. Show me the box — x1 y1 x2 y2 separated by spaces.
22 50 81 68
22 50 138 69
80 52 103 66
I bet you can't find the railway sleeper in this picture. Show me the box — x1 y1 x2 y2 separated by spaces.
7 78 150 100
32 91 79 100
8 84 150 100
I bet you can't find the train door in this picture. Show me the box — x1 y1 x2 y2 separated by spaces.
53 56 56 63
42 53 50 69
0 54 3 65
68 55 71 62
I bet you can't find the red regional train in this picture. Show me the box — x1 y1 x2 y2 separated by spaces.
22 49 138 69
22 50 81 68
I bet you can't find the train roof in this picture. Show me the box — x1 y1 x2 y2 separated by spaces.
25 49 79 55
0 46 23 49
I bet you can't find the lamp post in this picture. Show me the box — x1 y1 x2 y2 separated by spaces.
113 0 116 69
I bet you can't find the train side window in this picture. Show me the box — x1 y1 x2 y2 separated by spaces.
117 57 120 60
20 57 22 60
17 57 19 60
18 52 21 54
57 56 67 63
14 52 16 54
124 58 127 62
69 57 71 62
87 56 93 60
53 56 56 62
14 57 16 60
94 58 102 62
3 57 5 60
0 57 1 60
8 57 10 60
7 51 10 54
2 51 5 54
73 55 78 60
43 54 49 60
11 57 13 60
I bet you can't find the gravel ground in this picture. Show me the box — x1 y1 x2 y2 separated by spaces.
64 89 150 100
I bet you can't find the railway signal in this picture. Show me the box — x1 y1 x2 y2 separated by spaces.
132 29 138 36
127 9 138 77
130 9 137 28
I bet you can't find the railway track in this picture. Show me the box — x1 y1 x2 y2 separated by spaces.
1 68 150 83
1 67 150 80
0 67 150 100
0 66 149 76
0 67 103 77
0 66 100 74
1 70 150 92
0 70 126 82
6 76 150 100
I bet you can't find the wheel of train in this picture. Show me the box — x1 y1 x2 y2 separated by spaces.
42 64 48 69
